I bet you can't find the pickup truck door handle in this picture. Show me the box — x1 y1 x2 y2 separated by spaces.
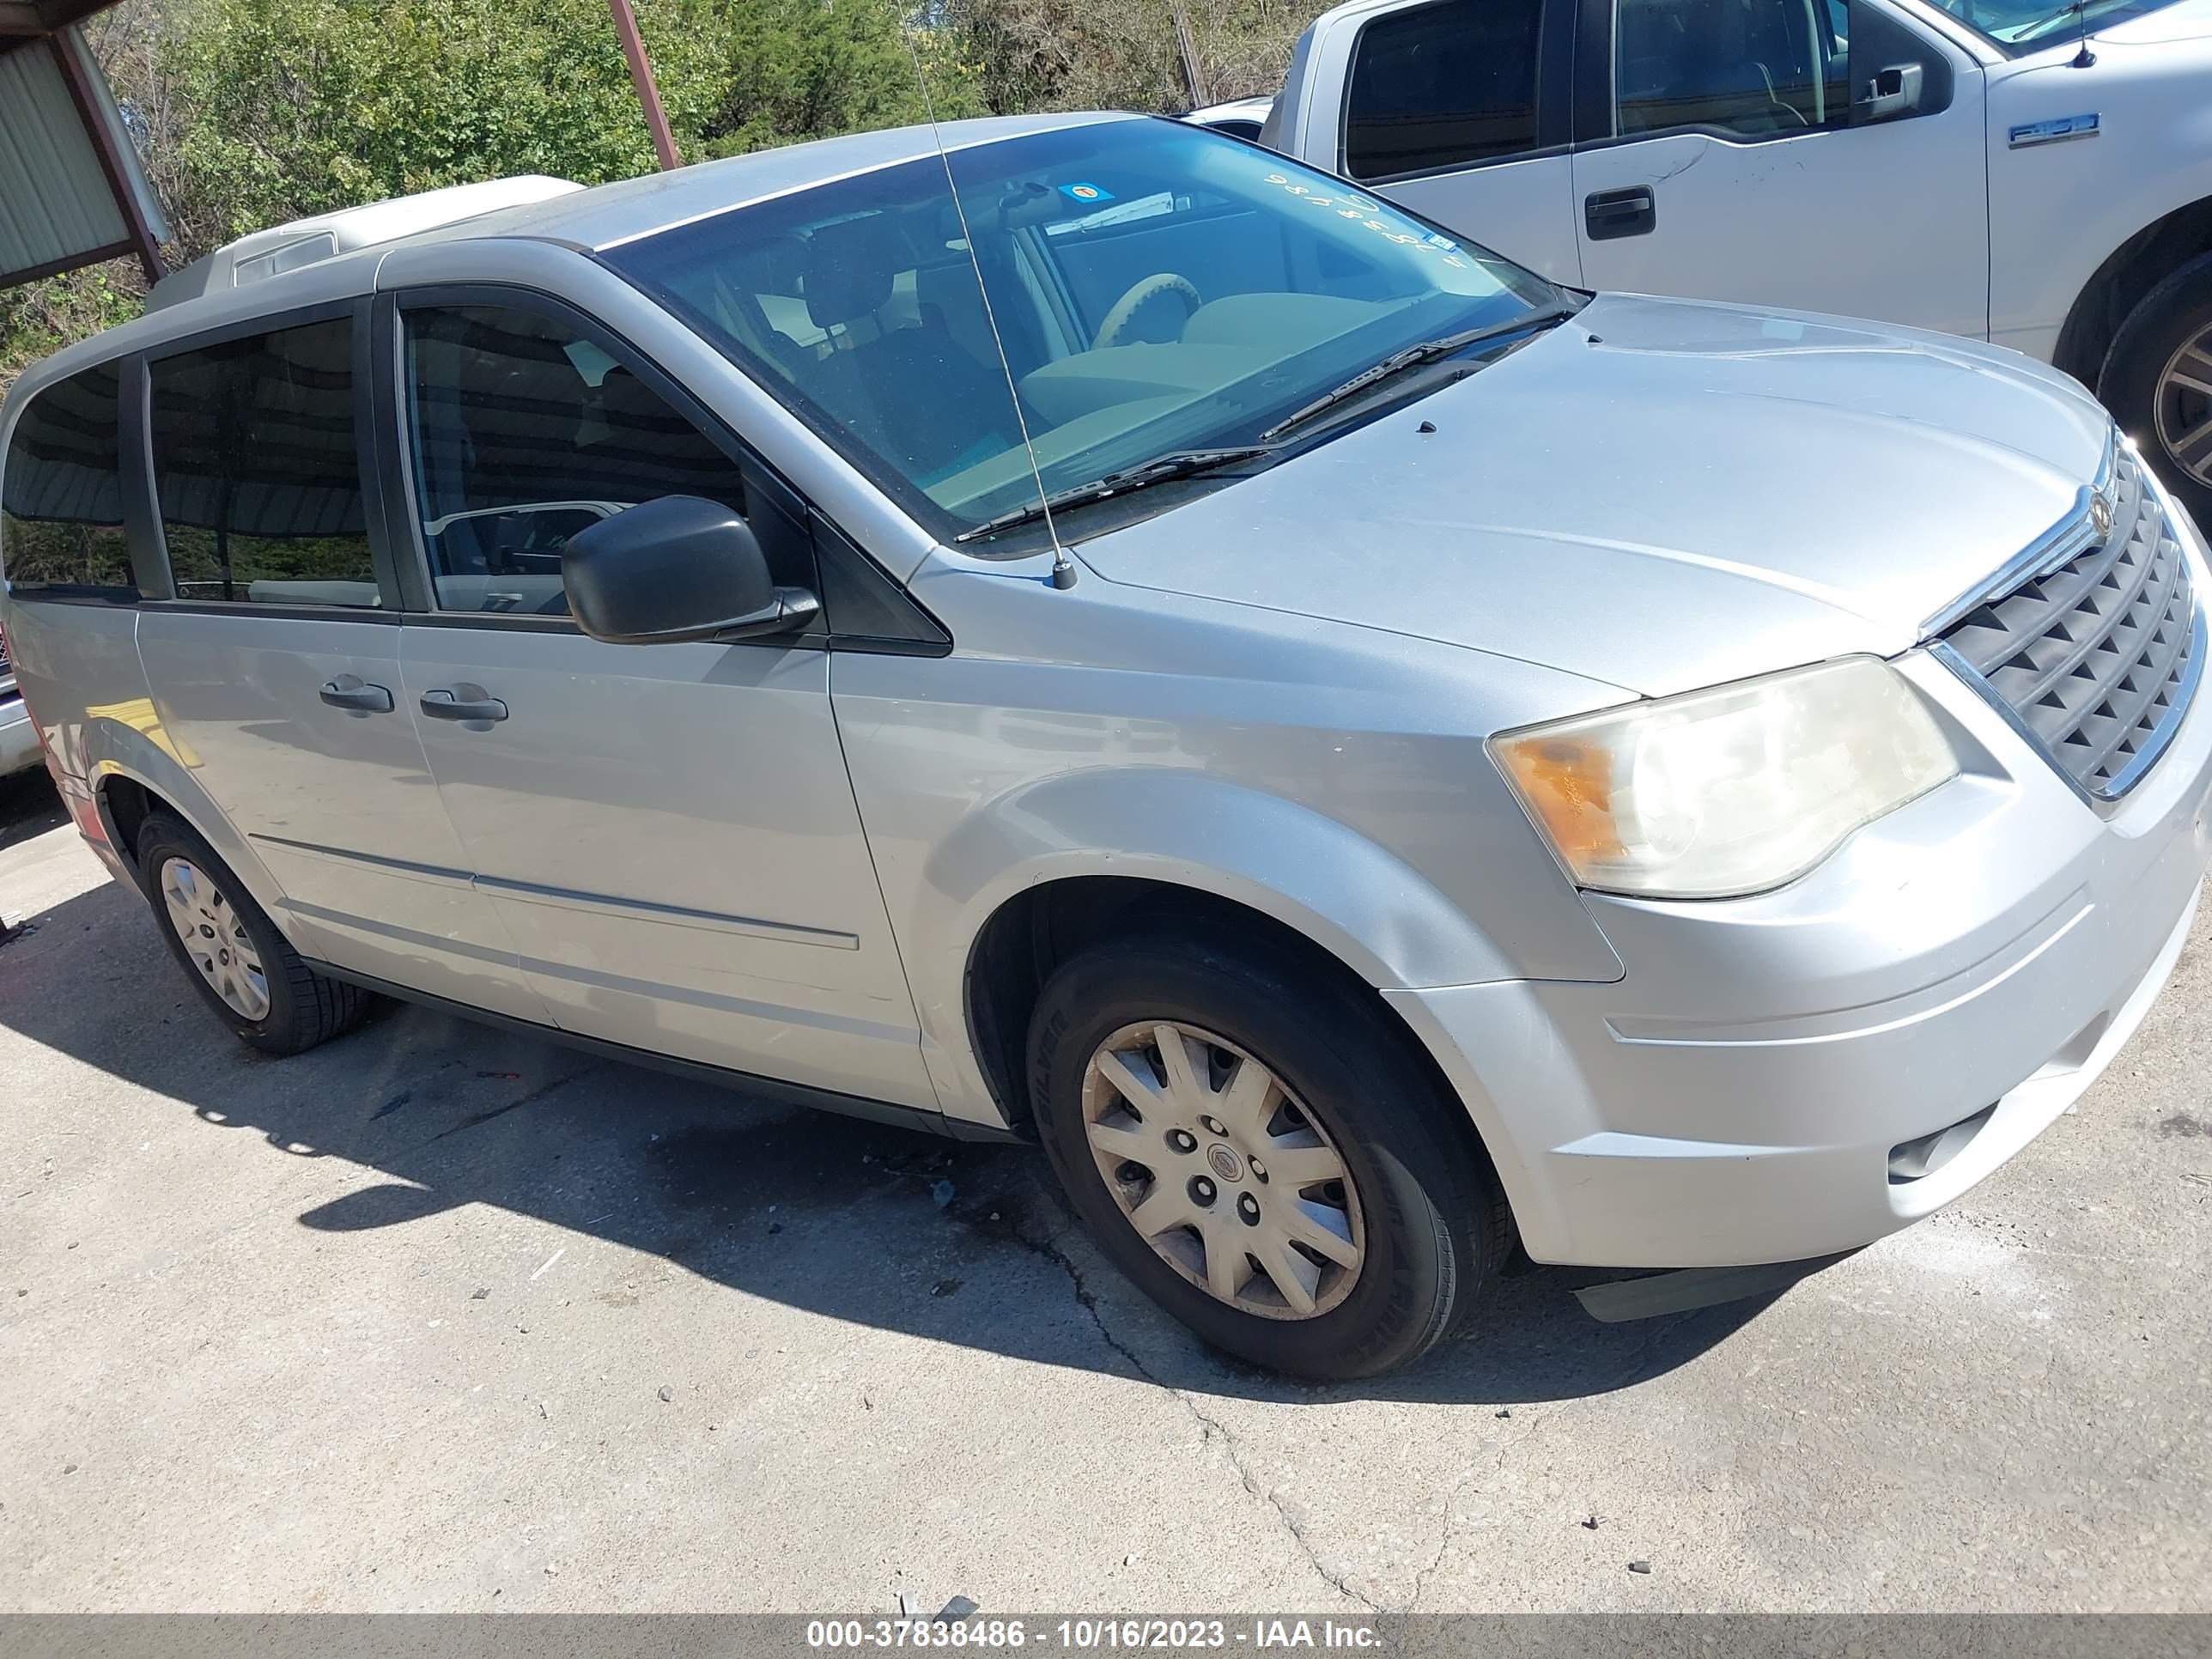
319 677 394 714
419 688 509 723
1584 185 1657 240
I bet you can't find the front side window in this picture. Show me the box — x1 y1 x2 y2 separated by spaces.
1 364 137 599
608 118 1556 544
149 319 379 608
1343 0 1546 180
1614 0 1850 137
402 304 806 616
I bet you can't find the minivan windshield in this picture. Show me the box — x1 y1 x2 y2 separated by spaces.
606 117 1559 543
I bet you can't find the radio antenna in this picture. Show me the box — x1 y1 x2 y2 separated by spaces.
902 27 1078 591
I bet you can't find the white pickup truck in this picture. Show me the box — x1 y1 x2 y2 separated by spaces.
1259 0 2212 520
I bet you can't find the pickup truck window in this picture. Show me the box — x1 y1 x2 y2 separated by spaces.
149 319 380 610
1342 0 1545 181
0 363 137 601
1615 0 1849 138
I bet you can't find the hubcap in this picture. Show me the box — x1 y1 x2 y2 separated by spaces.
2154 326 2212 487
1082 1020 1364 1320
159 857 270 1021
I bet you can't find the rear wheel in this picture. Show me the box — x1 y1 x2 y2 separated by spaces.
133 813 373 1055
1026 933 1510 1379
2100 252 2212 530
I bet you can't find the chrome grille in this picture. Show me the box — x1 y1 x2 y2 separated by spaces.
1937 448 2200 800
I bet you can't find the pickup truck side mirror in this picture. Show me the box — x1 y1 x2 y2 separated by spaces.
1856 61 1924 122
562 495 820 646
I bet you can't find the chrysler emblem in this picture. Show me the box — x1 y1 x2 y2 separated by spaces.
2089 490 2115 540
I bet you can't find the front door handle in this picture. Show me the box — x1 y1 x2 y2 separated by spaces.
319 677 394 714
419 687 509 723
1585 185 1657 240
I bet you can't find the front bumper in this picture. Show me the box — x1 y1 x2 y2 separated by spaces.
0 695 40 778
1391 646 2212 1269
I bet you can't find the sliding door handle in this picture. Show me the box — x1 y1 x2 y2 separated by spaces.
319 678 394 714
419 688 509 723
1584 185 1657 240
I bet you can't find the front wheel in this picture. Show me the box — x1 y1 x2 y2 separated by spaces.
133 813 374 1056
1026 934 1511 1379
2100 252 2212 530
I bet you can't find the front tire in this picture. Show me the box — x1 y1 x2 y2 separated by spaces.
2100 252 2212 530
133 813 373 1056
1026 934 1510 1379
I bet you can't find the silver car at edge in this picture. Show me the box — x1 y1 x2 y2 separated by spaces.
4 113 2209 1377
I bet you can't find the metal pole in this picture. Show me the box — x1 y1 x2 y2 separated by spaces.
50 30 165 284
1171 3 1212 110
607 0 682 172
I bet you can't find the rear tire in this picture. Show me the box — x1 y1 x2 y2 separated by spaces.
1026 933 1510 1379
2100 252 2212 531
133 813 372 1056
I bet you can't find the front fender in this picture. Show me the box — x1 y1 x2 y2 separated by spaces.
903 766 1587 1131
1990 48 2212 353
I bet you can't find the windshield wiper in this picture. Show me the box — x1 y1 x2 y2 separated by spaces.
1993 0 2124 36
1259 302 1579 443
954 446 1274 543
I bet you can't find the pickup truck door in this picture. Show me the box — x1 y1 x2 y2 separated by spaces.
1305 0 1585 288
1569 0 1989 340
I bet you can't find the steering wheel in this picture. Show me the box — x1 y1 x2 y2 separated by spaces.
1093 273 1203 349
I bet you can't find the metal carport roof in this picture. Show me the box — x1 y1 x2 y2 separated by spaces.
0 6 168 289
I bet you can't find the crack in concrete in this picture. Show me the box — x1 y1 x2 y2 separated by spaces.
1407 1307 1704 1609
1005 1203 1380 1612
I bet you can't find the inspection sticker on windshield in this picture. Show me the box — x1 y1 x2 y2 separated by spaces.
1058 182 1115 203
2008 112 2099 149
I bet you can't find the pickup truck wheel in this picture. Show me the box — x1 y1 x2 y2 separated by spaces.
1026 934 1510 1379
133 813 373 1056
2100 252 2212 528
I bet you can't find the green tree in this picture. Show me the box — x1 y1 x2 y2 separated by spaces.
2 0 988 392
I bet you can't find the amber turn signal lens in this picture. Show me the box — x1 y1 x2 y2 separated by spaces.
1496 735 1624 865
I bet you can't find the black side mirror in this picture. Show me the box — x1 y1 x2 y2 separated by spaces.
562 495 820 646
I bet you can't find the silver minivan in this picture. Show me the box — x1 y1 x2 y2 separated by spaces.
5 113 2209 1378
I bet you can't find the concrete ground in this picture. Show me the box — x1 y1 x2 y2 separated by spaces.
1 769 2208 1616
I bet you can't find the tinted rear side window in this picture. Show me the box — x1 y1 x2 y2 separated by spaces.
149 318 380 609
1344 0 1546 181
1 364 137 599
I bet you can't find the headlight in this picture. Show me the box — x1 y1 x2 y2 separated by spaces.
1490 656 1958 899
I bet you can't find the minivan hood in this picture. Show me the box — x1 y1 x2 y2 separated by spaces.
1077 294 2112 698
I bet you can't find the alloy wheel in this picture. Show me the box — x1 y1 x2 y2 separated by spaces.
160 856 270 1021
1082 1019 1364 1319
2154 325 2212 487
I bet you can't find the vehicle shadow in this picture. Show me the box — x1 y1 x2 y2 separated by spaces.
0 870 1799 1406
0 769 65 854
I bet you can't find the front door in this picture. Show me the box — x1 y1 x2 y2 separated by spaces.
132 307 547 1021
387 296 935 1109
1571 0 1989 340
